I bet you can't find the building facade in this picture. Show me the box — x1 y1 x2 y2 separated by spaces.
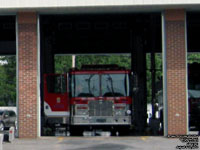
0 0 197 138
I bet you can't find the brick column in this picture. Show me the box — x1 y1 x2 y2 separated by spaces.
165 9 187 135
18 12 38 138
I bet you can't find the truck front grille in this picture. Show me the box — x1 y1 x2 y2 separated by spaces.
89 100 113 116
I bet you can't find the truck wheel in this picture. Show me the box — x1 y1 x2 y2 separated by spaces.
0 122 4 131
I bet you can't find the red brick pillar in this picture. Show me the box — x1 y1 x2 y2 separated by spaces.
165 9 187 135
18 12 38 138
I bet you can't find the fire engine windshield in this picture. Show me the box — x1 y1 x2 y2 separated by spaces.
71 73 130 97
101 74 129 97
71 74 100 97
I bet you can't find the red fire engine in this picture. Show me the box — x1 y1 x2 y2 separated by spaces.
44 65 133 133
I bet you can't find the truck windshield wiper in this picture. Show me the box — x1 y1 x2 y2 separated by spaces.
86 74 94 95
107 74 115 96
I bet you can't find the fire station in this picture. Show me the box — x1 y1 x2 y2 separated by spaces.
0 0 199 138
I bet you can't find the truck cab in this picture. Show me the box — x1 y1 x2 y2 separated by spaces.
69 65 132 126
43 74 69 127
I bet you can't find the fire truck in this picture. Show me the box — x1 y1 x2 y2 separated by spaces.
43 65 133 134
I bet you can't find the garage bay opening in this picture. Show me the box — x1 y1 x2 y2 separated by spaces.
40 14 163 136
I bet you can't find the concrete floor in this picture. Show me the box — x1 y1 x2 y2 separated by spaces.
3 136 183 150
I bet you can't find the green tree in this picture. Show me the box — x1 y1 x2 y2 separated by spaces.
54 54 164 104
188 53 200 64
54 55 72 73
76 55 131 69
55 54 131 73
0 56 16 106
146 53 162 104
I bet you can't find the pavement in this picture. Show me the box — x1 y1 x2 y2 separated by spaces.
3 136 186 150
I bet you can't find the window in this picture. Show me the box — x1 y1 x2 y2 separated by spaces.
9 111 16 117
47 75 67 93
71 74 100 97
102 74 129 97
71 73 130 97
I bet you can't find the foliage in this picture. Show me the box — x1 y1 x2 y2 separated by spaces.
0 53 199 107
54 55 72 73
55 54 131 73
55 54 162 104
0 56 16 106
188 53 200 64
76 55 131 69
146 53 162 103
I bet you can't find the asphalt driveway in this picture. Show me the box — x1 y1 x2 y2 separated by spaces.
3 136 186 150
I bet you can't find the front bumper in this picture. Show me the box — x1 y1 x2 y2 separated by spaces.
71 116 131 125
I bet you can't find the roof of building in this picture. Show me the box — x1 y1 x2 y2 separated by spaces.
0 0 200 13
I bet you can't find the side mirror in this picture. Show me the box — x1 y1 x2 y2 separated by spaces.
4 114 9 118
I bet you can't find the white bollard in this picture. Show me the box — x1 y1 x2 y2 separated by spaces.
8 127 15 142
0 134 3 150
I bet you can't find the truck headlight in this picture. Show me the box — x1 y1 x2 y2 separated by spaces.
75 104 88 116
126 110 131 115
114 104 126 116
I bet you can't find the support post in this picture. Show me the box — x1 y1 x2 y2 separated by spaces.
163 9 187 135
18 12 38 138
